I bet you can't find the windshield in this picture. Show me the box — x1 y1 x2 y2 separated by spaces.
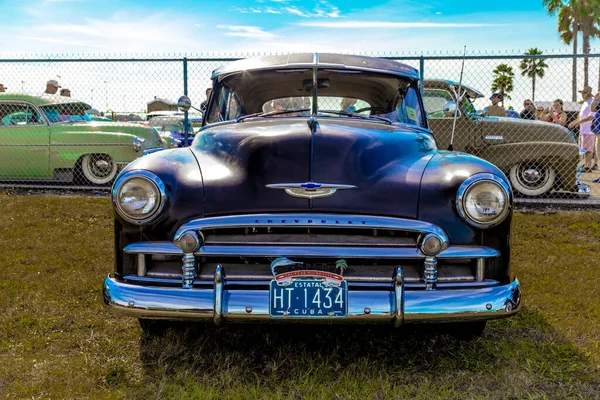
40 103 91 124
206 68 426 127
149 116 194 134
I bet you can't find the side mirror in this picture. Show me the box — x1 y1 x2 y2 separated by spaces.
177 96 192 112
443 101 458 114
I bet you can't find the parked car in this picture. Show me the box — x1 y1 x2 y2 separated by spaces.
102 53 521 337
0 94 164 185
148 115 202 147
423 80 584 197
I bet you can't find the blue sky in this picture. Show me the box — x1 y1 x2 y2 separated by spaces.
0 0 597 55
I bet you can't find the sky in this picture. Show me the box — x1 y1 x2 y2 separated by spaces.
0 0 598 113
0 0 597 55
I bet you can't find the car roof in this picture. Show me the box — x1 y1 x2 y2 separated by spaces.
424 79 484 99
211 53 420 80
0 93 92 108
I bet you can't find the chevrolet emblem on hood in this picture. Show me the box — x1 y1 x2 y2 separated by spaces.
266 182 357 199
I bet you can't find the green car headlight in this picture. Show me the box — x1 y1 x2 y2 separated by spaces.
456 174 511 228
112 171 166 224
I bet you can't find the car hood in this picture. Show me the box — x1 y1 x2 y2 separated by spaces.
478 116 577 144
191 118 437 219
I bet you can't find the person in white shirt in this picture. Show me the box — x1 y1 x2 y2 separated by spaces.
569 86 597 172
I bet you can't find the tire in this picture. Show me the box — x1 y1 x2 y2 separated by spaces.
447 321 487 340
80 154 118 185
509 162 556 197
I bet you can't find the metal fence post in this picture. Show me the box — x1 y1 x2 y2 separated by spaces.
419 56 425 97
183 57 189 147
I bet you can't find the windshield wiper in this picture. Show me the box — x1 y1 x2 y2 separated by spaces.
317 110 392 124
235 108 311 122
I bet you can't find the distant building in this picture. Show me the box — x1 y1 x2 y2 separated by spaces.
147 97 178 113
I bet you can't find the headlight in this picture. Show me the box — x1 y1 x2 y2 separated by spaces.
456 173 511 228
112 171 166 224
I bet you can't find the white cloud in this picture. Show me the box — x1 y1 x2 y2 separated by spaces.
233 1 341 18
217 25 276 39
284 6 310 17
15 36 103 48
296 21 505 28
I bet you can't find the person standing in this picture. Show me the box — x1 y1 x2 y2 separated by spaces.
519 99 536 120
60 88 71 97
484 93 506 117
569 86 597 172
542 99 568 126
590 91 600 170
44 80 60 95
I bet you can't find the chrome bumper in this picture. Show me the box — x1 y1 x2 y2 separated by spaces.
102 272 521 325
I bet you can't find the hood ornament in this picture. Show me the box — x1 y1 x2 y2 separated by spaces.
266 182 357 199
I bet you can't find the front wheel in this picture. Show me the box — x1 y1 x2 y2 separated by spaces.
509 162 556 197
79 154 118 185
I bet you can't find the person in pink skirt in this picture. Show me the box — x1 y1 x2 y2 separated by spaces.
569 86 597 172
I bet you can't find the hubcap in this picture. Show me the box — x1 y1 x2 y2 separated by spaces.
517 164 549 189
89 156 113 178
521 168 541 184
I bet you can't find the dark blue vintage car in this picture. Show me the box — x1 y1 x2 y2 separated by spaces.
103 53 520 337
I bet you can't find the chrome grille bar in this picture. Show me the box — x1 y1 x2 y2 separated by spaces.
124 242 500 259
174 214 449 243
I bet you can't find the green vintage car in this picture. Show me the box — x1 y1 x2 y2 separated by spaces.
423 80 583 197
0 94 164 185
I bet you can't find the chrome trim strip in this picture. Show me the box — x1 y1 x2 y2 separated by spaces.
174 213 449 244
124 242 500 259
393 266 404 328
476 258 485 282
213 264 224 326
102 276 520 323
137 254 146 277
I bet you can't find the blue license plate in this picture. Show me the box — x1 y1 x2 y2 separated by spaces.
269 278 348 318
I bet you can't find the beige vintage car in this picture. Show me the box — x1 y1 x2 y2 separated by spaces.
423 79 582 197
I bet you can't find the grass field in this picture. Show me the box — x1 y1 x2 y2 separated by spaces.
0 193 598 399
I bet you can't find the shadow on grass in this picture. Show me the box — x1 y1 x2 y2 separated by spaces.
135 309 600 399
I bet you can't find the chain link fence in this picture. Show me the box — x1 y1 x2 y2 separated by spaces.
0 51 599 204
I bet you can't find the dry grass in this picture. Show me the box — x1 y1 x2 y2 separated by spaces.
0 193 598 399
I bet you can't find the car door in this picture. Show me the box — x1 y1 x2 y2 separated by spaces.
423 88 473 151
0 102 50 179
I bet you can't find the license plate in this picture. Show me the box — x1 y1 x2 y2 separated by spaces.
269 270 348 318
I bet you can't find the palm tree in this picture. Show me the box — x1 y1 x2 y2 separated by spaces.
491 64 515 106
544 0 580 101
544 0 600 99
520 48 548 101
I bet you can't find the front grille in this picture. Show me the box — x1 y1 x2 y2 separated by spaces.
202 226 419 247
123 214 501 287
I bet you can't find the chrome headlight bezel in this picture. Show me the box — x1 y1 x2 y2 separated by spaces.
456 173 511 229
112 170 167 225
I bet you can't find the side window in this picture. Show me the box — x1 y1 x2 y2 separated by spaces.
423 90 460 119
0 103 43 127
207 86 244 124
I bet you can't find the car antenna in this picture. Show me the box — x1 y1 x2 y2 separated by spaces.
448 45 467 151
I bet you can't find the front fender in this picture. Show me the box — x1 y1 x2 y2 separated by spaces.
475 142 579 189
417 151 512 282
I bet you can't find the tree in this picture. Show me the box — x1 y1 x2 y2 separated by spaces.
544 0 600 99
520 48 549 101
491 64 515 106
